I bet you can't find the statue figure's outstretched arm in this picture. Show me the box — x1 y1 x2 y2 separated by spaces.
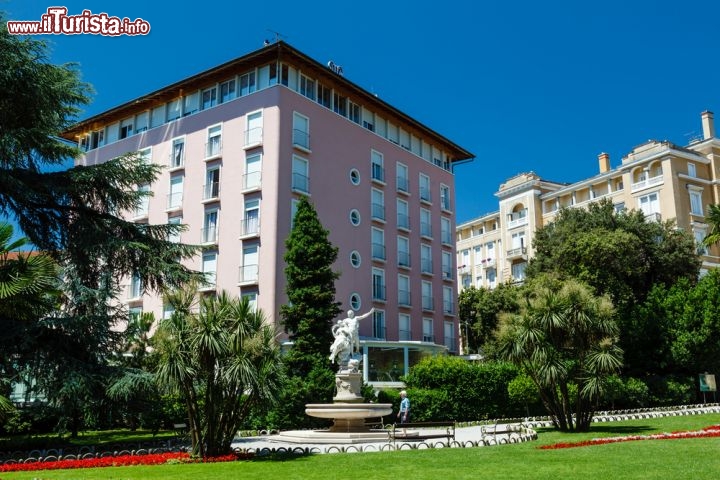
355 307 376 322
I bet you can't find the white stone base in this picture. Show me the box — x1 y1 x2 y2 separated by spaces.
270 429 392 444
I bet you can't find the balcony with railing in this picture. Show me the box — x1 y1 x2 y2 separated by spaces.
203 182 220 202
421 258 433 275
442 266 453 280
422 333 435 343
238 264 259 284
201 226 218 245
397 212 410 230
166 192 183 211
422 296 434 312
419 186 432 204
205 138 222 159
397 251 411 268
239 217 260 238
631 174 663 192
371 163 385 184
292 172 309 194
644 212 662 222
444 337 457 353
372 243 386 261
398 289 411 307
396 176 409 194
371 202 385 222
507 209 528 229
243 172 262 191
169 149 184 170
372 283 386 301
420 221 432 238
443 299 455 315
399 328 411 341
506 247 527 260
244 127 263 147
292 129 310 151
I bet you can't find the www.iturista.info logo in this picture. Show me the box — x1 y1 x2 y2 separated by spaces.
6 7 151 36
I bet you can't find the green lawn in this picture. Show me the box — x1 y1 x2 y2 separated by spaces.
3 414 720 480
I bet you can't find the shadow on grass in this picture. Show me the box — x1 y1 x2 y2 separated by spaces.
535 425 655 436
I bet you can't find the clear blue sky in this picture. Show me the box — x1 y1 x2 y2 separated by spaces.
5 0 720 224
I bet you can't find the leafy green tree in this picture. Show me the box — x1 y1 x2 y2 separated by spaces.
458 284 519 354
497 276 623 431
153 288 283 457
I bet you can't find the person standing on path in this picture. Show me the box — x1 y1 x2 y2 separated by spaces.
398 390 410 429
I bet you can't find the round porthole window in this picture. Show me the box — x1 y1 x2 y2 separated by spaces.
349 209 361 226
350 293 361 311
350 250 361 268
349 168 361 185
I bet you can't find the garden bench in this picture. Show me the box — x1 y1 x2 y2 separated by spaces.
390 421 456 444
173 423 188 440
480 419 523 443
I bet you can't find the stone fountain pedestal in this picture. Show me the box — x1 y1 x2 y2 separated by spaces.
271 369 393 444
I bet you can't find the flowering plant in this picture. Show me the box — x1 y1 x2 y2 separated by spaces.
540 425 720 450
0 451 250 472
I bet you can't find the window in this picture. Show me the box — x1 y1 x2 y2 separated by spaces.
421 244 433 274
202 210 218 244
333 92 347 117
168 216 182 243
373 310 386 339
280 64 297 89
371 150 384 183
292 155 309 193
202 252 217 288
349 168 361 185
639 192 660 217
349 209 361 226
371 227 385 261
398 274 410 306
362 108 374 132
170 137 185 168
129 306 143 324
204 166 220 200
120 118 133 139
139 147 151 164
151 105 165 127
399 313 411 341
688 162 697 178
689 188 704 216
444 321 456 352
474 246 483 263
512 262 527 282
422 317 433 342
419 174 431 203
242 291 258 311
420 208 432 238
694 228 708 255
511 231 526 251
348 101 360 124
387 122 399 144
371 188 385 222
240 245 259 283
443 286 454 314
167 99 181 121
350 293 361 311
206 125 222 158
246 111 263 146
422 281 433 311
442 251 453 280
299 74 315 100
244 153 262 190
201 87 217 110
440 184 451 211
129 273 142 299
292 112 310 149
397 199 410 230
163 304 174 320
487 268 497 289
397 235 410 268
350 250 361 268
220 79 236 103
135 112 148 132
372 268 386 301
242 198 260 236
440 217 452 245
239 71 256 96
396 162 409 193
134 184 149 218
183 92 199 116
317 82 331 108
168 175 183 210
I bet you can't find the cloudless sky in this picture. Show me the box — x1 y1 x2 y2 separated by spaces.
5 0 720 224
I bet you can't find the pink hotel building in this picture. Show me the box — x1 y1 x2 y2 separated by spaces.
62 41 474 385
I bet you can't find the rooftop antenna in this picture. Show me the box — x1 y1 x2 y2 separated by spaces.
265 29 287 45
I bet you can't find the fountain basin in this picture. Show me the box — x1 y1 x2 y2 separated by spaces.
305 403 392 419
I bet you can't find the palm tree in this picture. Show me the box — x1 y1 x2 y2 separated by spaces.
0 222 59 415
496 276 623 431
153 287 284 457
703 204 720 249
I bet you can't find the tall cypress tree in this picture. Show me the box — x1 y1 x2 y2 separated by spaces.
267 197 341 430
280 196 341 375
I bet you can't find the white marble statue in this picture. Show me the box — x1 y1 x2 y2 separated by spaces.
329 308 375 366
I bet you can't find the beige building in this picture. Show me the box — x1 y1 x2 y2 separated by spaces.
457 111 720 298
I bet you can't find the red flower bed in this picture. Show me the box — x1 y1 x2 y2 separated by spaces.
0 451 248 473
540 425 720 450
